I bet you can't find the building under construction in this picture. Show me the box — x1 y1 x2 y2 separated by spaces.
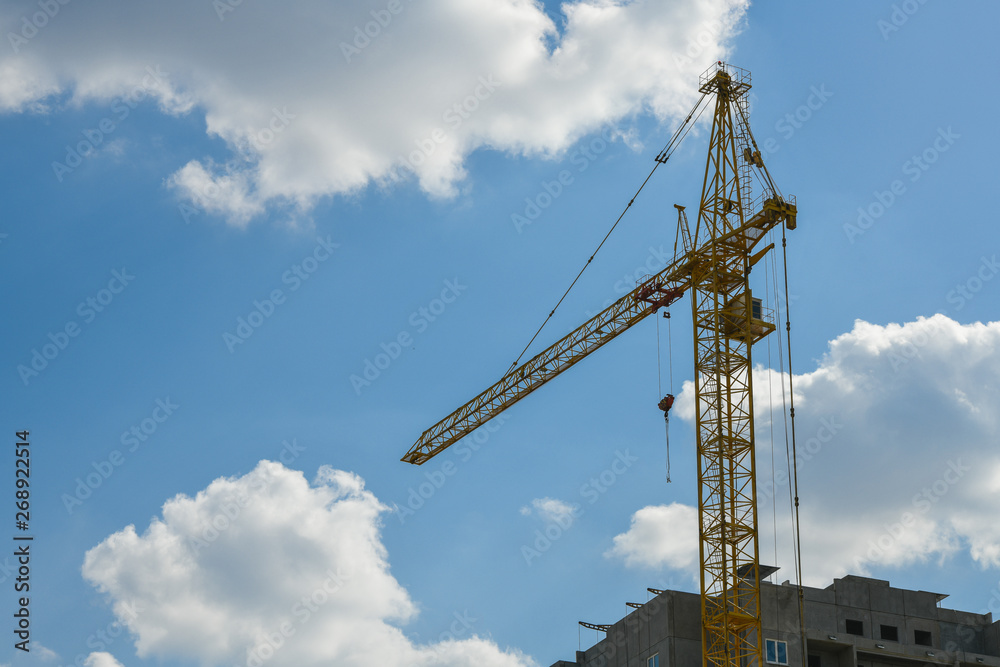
550 573 1000 667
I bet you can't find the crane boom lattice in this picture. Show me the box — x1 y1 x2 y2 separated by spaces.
691 61 764 667
400 61 797 667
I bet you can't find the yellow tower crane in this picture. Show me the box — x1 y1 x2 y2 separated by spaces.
400 62 797 667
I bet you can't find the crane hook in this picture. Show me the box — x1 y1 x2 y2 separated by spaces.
658 394 674 483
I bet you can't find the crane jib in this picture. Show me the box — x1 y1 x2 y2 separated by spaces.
401 195 794 466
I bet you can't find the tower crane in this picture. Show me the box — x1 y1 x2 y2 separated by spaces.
400 62 797 667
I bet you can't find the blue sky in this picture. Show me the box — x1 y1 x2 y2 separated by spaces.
2 1 1000 666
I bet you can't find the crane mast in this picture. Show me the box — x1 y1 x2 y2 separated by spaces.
691 62 766 667
401 62 797 667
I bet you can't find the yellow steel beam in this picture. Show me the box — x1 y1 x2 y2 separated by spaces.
401 264 689 464
401 185 790 467
691 61 785 667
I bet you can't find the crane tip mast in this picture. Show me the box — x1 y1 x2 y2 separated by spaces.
401 61 797 667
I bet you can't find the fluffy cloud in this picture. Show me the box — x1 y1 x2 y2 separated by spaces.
610 316 1000 586
82 461 534 667
0 58 58 113
520 497 578 525
605 502 698 572
0 0 748 224
84 653 126 667
22 642 58 662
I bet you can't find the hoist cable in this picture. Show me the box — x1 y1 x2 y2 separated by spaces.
656 314 662 398
664 403 671 483
656 313 671 484
734 101 782 199
505 94 709 374
667 310 674 394
764 241 779 579
781 222 808 667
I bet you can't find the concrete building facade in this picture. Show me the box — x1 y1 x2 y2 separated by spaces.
550 574 1000 667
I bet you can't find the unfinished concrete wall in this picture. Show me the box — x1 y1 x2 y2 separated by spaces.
551 576 1000 667
577 590 700 667
986 619 1000 657
761 582 806 667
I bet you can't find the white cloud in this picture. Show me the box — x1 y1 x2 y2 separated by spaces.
611 316 1000 586
82 460 535 667
167 160 264 228
605 502 698 574
520 497 578 525
0 58 58 113
32 642 59 661
0 0 748 224
84 653 125 667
